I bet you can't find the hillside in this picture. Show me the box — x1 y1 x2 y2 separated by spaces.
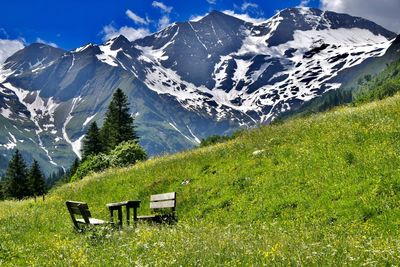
1 94 400 265
354 57 400 102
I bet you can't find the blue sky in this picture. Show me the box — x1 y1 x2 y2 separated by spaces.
0 0 321 50
0 0 398 62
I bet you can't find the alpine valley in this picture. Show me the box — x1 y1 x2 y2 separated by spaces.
0 7 399 175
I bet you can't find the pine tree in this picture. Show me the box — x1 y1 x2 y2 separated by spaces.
100 88 138 151
68 158 80 180
47 167 66 188
28 160 47 198
82 122 103 159
4 150 29 200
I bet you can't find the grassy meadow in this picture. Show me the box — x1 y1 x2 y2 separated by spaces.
1 95 400 265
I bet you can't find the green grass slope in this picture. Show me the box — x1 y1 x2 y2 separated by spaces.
2 95 400 266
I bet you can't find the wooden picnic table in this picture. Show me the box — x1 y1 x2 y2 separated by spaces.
106 200 141 227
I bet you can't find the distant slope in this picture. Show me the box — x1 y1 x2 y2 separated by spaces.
1 94 400 265
279 34 400 118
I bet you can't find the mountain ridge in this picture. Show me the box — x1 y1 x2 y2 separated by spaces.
0 7 397 175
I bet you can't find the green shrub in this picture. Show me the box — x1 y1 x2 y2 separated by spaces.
71 153 111 181
71 141 147 181
109 141 147 168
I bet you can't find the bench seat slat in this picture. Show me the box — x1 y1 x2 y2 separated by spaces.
66 200 106 230
76 218 106 225
136 215 157 219
150 200 175 209
150 192 176 202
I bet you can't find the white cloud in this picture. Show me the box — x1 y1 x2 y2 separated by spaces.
152 1 173 30
241 2 258 12
0 39 24 64
35 38 58 48
102 24 151 42
158 15 171 30
152 1 173 13
189 13 207 22
320 0 400 33
126 9 150 25
206 0 216 4
222 10 266 24
298 0 311 8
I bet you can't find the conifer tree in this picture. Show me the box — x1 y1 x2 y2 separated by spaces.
28 160 47 198
4 150 29 200
68 158 80 180
100 88 138 151
82 122 103 159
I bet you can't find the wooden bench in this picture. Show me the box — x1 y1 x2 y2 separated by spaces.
136 192 177 223
66 201 107 231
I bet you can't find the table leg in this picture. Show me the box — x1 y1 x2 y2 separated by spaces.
134 207 138 223
126 207 130 226
109 209 114 224
117 207 123 227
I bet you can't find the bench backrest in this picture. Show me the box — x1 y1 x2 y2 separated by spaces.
66 201 92 228
150 192 176 211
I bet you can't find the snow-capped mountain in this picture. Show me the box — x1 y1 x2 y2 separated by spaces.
0 7 397 175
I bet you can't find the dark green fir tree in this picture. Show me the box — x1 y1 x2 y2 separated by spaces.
28 159 47 199
100 88 138 151
4 150 29 200
68 158 80 180
82 122 103 159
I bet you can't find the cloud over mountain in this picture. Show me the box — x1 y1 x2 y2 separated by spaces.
320 0 400 33
0 39 24 64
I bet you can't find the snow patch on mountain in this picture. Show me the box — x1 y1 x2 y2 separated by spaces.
0 107 12 119
186 126 201 144
73 43 94 53
0 132 17 150
168 122 197 144
83 114 96 127
62 96 83 159
96 42 122 67
2 82 60 165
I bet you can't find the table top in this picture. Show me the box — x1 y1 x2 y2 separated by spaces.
126 200 141 208
107 200 141 208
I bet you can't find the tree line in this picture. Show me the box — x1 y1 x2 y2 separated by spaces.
0 151 46 200
0 88 146 200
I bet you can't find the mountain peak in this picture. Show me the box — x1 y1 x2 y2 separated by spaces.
208 10 226 17
106 34 131 50
264 7 396 47
3 42 65 72
199 10 245 24
108 34 129 44
23 42 64 52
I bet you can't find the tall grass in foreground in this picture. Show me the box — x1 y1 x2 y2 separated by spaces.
1 95 400 265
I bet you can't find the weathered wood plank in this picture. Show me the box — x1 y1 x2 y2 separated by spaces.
68 205 82 215
66 200 105 230
150 192 176 202
150 200 176 209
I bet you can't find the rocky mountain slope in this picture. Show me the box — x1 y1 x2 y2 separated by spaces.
0 7 397 175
